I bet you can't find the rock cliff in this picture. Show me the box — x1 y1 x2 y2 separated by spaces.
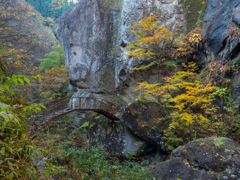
53 0 119 94
53 0 240 97
53 0 186 97
52 0 240 170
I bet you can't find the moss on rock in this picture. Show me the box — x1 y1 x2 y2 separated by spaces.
172 137 240 172
179 0 207 32
122 99 169 151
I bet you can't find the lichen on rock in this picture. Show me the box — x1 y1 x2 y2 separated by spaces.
122 99 169 152
151 137 240 180
179 0 207 32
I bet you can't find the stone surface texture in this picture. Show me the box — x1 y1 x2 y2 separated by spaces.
53 0 184 95
202 0 240 105
122 99 168 152
151 137 240 180
203 0 240 60
53 0 118 93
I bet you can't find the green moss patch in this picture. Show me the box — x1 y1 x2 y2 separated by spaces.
179 0 207 32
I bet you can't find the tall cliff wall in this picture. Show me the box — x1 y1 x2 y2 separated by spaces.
53 0 240 100
52 0 240 159
53 0 119 95
53 0 187 99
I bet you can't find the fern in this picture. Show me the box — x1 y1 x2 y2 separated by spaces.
162 61 178 68
132 61 159 71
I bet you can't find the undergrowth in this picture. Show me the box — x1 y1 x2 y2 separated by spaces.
31 113 152 180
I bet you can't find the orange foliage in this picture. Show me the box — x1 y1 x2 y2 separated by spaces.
175 28 204 60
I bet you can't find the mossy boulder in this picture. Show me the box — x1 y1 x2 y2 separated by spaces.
173 137 240 172
122 99 169 152
88 114 149 157
88 114 126 155
151 137 240 180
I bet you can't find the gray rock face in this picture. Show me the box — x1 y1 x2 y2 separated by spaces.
88 114 147 156
152 157 218 180
151 137 240 180
115 0 184 88
53 0 184 93
53 0 240 101
203 0 240 60
53 0 119 93
122 99 169 152
202 0 240 105
233 5 240 26
88 115 127 155
88 111 167 161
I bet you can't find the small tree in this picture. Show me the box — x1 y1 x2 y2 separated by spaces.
39 44 68 101
175 27 204 60
125 14 176 102
40 43 65 71
125 15 173 64
135 62 219 149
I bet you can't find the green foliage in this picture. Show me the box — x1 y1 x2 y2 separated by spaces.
40 44 65 71
132 61 159 71
0 62 46 179
212 80 240 142
47 143 152 180
26 0 75 20
75 147 151 179
161 61 178 69
0 99 44 179
79 122 89 129
0 117 38 180
0 72 44 116
233 59 240 67
38 43 68 101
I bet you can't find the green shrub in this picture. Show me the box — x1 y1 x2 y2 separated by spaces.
74 147 152 180
47 143 152 180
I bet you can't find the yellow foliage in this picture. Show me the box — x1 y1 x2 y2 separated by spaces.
135 62 216 132
175 28 204 60
189 33 202 44
125 15 172 61
41 66 68 88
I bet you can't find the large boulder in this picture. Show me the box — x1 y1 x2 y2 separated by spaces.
151 137 240 180
87 114 160 160
87 98 172 161
122 99 169 152
87 114 128 156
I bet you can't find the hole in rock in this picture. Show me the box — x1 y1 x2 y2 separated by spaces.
120 41 127 48
119 69 127 76
230 42 240 60
125 127 168 162
218 36 228 54
73 52 76 55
